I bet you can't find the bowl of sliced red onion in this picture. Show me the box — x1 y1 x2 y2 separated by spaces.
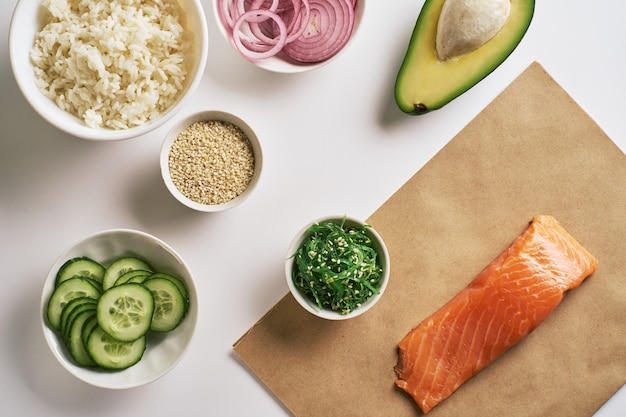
214 0 364 73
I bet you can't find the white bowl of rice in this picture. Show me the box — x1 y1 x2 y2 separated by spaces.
9 0 209 141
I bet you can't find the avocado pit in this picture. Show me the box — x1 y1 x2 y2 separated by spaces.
436 0 511 61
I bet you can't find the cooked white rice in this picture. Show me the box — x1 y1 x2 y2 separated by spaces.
30 0 191 130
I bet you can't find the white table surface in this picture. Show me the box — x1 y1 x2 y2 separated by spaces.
1 1 624 416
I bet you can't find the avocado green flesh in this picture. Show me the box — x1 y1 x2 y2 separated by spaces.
395 0 535 115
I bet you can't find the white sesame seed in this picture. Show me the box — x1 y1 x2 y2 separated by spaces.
168 120 255 205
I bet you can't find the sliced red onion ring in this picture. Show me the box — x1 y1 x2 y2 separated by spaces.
217 0 357 64
240 0 279 16
249 0 307 45
282 0 355 63
245 0 295 13
232 9 288 60
217 0 237 29
266 0 311 44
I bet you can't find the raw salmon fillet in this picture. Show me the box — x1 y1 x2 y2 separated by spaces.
394 215 598 414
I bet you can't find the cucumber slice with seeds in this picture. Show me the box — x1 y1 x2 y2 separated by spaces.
55 257 105 286
47 277 102 330
96 283 154 342
86 326 146 370
102 257 152 291
143 277 186 332
146 272 190 314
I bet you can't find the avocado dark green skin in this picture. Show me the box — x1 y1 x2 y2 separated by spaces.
395 0 535 115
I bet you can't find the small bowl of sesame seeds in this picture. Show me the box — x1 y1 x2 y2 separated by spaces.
285 215 390 320
160 110 262 212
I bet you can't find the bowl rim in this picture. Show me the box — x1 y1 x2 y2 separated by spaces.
211 0 367 74
160 110 263 212
40 228 199 389
9 0 209 141
285 215 390 320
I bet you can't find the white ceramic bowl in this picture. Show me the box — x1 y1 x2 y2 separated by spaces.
285 215 390 320
160 110 263 212
9 0 208 141
213 0 366 73
41 229 198 389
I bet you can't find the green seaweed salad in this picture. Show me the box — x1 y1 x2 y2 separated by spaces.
290 218 384 315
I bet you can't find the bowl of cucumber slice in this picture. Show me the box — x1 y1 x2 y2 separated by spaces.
40 229 198 389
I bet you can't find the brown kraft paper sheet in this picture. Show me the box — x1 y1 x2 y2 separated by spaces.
233 62 626 417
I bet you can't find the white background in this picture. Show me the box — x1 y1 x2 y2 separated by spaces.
1 0 625 416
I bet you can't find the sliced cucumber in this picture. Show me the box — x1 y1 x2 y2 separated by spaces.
46 254 191 371
102 257 153 291
86 326 146 370
148 272 189 296
55 256 106 286
60 297 97 339
47 277 102 330
113 269 152 287
143 277 186 332
66 309 97 367
81 314 99 348
85 279 103 294
96 283 154 342
125 274 152 285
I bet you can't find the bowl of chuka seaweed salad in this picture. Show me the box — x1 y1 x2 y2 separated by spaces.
286 215 390 320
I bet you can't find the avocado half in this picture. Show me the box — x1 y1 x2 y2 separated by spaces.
395 0 535 115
